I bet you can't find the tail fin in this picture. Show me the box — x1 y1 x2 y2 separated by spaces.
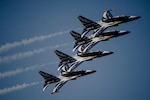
39 71 55 80
78 15 101 37
78 15 91 27
70 31 81 52
55 50 75 61
70 31 91 52
70 31 81 41
70 31 90 42
78 15 100 28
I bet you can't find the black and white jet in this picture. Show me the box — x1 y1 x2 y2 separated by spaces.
78 9 141 37
71 30 130 53
39 70 96 94
55 50 113 73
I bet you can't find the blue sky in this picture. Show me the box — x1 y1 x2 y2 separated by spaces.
0 0 150 100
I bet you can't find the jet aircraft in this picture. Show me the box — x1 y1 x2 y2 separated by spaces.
70 30 130 53
78 9 141 37
55 50 113 73
38 9 141 95
39 70 96 94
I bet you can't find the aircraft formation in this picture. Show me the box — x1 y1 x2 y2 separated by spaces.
39 9 141 94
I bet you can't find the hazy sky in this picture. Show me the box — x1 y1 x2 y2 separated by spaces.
0 0 150 100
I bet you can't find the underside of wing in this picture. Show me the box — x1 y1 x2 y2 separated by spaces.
51 81 67 94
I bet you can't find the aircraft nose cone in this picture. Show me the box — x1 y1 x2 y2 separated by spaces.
130 16 141 20
136 16 141 19
102 51 114 55
86 70 96 74
119 30 130 35
109 51 114 55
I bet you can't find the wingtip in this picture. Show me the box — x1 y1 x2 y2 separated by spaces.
72 48 76 52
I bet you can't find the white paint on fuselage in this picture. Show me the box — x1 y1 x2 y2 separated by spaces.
57 75 72 82
98 20 114 27
73 55 90 62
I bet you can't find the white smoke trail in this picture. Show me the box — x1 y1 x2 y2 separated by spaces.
0 81 41 95
0 43 70 64
0 31 67 53
0 61 58 79
0 28 81 53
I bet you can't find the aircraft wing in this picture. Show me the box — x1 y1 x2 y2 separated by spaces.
72 44 80 52
92 26 108 37
81 41 97 53
51 81 67 94
68 61 82 72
